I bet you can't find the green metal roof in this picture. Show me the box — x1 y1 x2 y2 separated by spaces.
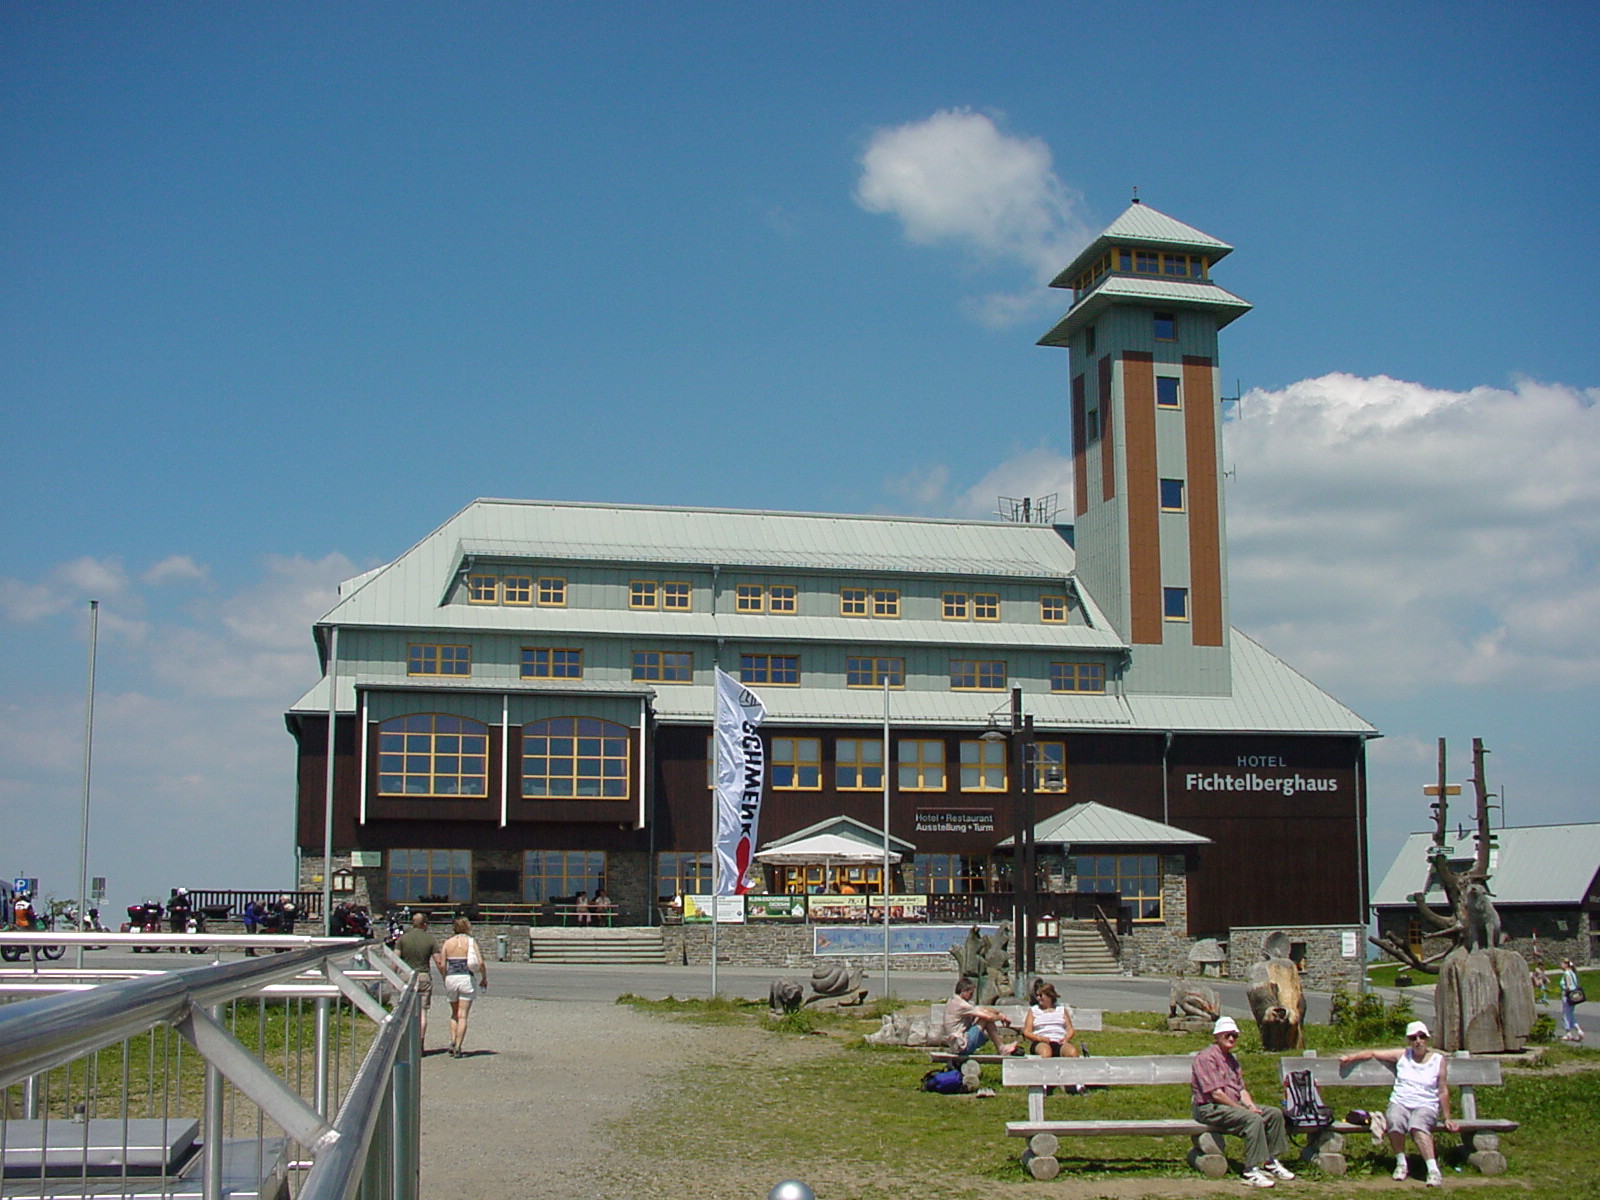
1038 275 1253 346
1052 202 1234 286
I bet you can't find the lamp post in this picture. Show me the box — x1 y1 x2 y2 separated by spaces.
983 686 1037 979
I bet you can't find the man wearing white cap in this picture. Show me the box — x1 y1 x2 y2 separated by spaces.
1341 1020 1458 1187
1191 1016 1295 1187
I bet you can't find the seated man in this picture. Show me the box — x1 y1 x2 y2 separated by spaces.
1191 1016 1296 1189
941 977 1018 1057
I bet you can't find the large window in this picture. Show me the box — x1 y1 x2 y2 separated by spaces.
633 650 693 682
522 850 606 904
407 644 471 676
522 717 629 798
377 715 488 796
657 851 714 900
740 654 799 685
959 739 1006 791
771 737 821 790
835 739 883 790
908 854 988 894
387 849 471 903
521 647 582 679
1077 854 1162 921
1051 662 1106 693
846 656 904 688
1032 741 1067 792
897 739 946 791
950 659 1006 690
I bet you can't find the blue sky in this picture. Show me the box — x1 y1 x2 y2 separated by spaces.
3 2 1597 914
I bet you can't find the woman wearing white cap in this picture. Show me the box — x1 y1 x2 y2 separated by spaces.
1341 1021 1458 1187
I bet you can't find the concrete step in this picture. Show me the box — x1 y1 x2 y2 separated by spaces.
528 927 665 964
1054 927 1120 974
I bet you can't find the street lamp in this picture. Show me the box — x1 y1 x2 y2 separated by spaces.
983 686 1038 978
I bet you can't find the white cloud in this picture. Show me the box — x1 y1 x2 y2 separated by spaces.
855 109 1092 324
1226 374 1600 694
144 555 207 586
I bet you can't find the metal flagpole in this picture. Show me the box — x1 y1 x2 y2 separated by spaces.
711 696 720 998
881 675 891 1000
75 600 99 971
322 627 339 935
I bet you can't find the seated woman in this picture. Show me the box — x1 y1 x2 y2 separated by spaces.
1021 981 1080 1057
1340 1020 1458 1187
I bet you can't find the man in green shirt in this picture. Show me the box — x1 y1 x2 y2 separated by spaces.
396 912 440 1047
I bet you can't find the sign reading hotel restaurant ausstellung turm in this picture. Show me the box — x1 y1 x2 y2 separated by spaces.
914 809 996 834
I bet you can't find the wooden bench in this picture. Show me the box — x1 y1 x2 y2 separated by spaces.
926 1003 1104 1063
1276 1053 1517 1177
1001 1054 1231 1180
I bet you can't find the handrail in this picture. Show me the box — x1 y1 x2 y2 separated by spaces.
297 984 419 1200
1091 904 1122 961
0 943 354 1089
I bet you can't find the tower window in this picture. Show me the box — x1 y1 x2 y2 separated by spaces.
1086 408 1101 442
1156 377 1181 409
1085 325 1096 355
1154 312 1177 341
1160 479 1186 511
1163 587 1190 622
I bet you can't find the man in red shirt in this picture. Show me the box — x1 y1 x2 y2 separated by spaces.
1191 1016 1295 1188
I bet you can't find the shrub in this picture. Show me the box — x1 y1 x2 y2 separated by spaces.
1326 984 1414 1046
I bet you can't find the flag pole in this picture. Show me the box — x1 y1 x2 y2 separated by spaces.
710 696 720 999
881 674 891 1001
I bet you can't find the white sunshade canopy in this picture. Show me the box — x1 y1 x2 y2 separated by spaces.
754 833 903 866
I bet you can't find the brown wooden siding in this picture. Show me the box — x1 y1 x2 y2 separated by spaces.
1071 373 1089 517
1122 352 1162 644
1098 357 1116 502
1183 355 1224 646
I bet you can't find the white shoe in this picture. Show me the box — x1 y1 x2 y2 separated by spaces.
1426 1171 1443 1188
1262 1161 1296 1181
1242 1169 1276 1188
1394 1160 1410 1181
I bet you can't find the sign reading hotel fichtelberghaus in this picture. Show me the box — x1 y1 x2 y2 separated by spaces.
1181 754 1340 798
712 667 767 896
914 809 996 834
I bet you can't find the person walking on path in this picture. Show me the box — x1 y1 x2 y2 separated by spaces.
434 918 488 1058
1191 1016 1296 1189
1559 958 1585 1041
1341 1019 1458 1187
396 912 440 1048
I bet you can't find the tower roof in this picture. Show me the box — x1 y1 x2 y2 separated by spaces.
1052 201 1234 287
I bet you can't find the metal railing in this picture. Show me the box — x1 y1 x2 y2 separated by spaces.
0 937 419 1199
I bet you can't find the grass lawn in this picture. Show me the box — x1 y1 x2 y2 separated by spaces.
618 994 1600 1199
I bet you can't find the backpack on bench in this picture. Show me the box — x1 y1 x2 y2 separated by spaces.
1281 1068 1334 1128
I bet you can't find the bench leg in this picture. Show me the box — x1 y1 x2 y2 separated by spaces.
1302 1128 1347 1176
1462 1132 1506 1176
1021 1148 1060 1180
1188 1132 1229 1179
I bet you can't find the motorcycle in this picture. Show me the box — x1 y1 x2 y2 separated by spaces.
0 911 65 962
125 900 165 952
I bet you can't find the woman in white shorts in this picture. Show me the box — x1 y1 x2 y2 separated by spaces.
433 918 488 1058
1341 1021 1458 1187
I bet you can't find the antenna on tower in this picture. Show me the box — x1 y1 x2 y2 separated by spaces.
1131 186 1140 204
1220 378 1245 481
998 495 1059 525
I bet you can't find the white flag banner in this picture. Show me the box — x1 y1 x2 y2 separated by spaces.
713 666 767 896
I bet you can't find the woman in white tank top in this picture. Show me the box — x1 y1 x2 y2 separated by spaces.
1340 1020 1458 1186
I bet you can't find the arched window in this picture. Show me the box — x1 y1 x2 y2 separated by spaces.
522 717 629 798
377 714 489 796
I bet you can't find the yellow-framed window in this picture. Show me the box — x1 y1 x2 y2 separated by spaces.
835 738 883 790
771 737 821 790
959 739 1007 791
1050 662 1106 693
521 716 630 799
768 584 797 613
897 739 945 791
1040 595 1068 623
630 580 659 609
377 714 488 796
1077 853 1163 921
942 592 969 620
872 589 900 618
950 659 1006 690
740 654 799 686
408 644 471 677
662 581 692 611
845 656 904 688
1033 741 1067 792
632 650 693 682
972 593 1000 621
735 584 764 613
467 574 498 604
840 587 868 616
537 577 567 606
503 576 534 605
520 647 582 679
1160 478 1186 512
